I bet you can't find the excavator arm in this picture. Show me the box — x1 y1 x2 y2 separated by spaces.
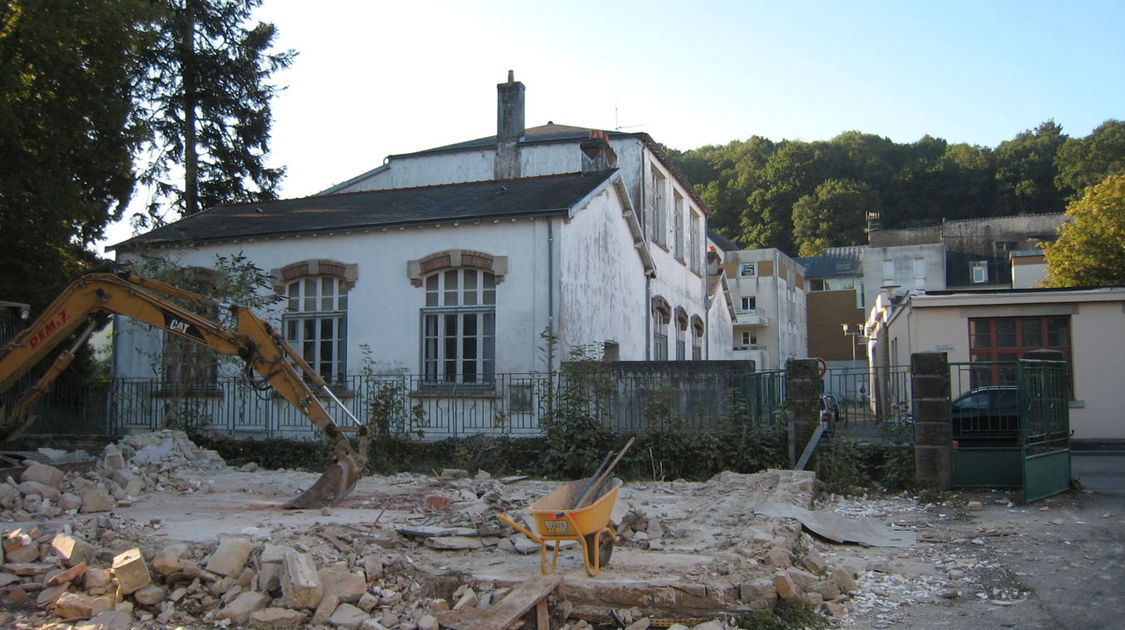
0 272 368 508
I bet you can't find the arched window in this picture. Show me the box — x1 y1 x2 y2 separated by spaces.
283 274 350 382
691 316 705 361
675 307 689 361
422 268 495 384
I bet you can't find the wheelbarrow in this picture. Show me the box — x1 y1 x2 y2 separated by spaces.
495 477 622 577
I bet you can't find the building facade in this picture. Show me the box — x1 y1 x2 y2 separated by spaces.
719 249 807 370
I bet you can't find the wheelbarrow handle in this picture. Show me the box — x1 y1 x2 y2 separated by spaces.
494 513 542 543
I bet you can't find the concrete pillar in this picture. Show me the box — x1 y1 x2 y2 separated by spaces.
911 352 950 490
785 358 822 467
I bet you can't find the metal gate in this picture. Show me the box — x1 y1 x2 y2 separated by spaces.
1019 359 1071 502
950 359 1070 501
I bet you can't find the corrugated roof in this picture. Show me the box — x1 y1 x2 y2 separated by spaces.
112 170 616 251
796 245 865 278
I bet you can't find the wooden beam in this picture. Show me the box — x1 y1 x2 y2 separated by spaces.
440 574 562 630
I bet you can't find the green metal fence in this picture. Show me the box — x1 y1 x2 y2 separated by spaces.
15 368 775 441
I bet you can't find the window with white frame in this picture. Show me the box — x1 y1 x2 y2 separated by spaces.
652 298 670 360
882 259 895 283
691 317 704 360
422 269 495 384
650 167 666 247
672 191 684 261
690 210 702 273
284 275 349 382
675 309 688 361
970 260 989 284
740 296 756 311
740 263 756 277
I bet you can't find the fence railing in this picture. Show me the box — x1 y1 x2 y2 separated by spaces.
15 369 784 442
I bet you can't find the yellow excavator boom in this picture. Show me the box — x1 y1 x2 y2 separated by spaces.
0 272 368 509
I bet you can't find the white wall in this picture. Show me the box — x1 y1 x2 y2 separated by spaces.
898 289 1125 440
116 219 556 379
863 243 946 306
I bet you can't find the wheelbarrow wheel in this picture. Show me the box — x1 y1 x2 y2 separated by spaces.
584 531 613 568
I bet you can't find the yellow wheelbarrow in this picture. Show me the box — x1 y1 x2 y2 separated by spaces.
496 477 622 577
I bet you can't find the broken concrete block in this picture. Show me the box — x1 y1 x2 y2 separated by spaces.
319 564 366 603
765 546 791 568
258 562 282 593
58 493 82 511
802 549 827 574
19 463 63 488
259 543 290 564
218 590 270 625
36 583 67 609
356 591 378 612
151 550 180 577
787 568 818 590
54 591 98 619
452 587 478 610
86 609 133 630
739 578 777 605
280 550 323 610
103 445 125 470
250 606 308 629
428 598 450 613
19 480 60 500
0 484 20 509
84 567 112 595
133 584 165 606
79 487 114 513
2 530 39 563
328 602 370 628
817 580 840 601
205 535 253 578
111 469 144 497
311 591 340 625
51 533 96 568
831 566 858 593
111 548 151 595
46 562 87 587
774 573 799 600
417 614 438 630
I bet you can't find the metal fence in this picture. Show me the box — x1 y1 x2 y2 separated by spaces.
15 368 780 442
823 365 914 442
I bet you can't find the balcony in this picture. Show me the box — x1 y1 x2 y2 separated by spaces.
735 307 768 327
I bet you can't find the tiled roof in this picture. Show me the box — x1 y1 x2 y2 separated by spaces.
111 170 616 251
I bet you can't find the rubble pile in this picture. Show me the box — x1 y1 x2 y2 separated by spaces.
0 432 997 629
1 431 223 523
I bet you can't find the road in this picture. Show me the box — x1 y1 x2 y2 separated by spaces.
843 452 1125 629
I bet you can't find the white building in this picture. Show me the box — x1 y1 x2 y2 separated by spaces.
111 75 732 389
719 248 808 370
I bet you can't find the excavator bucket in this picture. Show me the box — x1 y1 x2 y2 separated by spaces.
283 441 367 509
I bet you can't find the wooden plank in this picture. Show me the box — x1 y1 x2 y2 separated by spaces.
460 574 562 630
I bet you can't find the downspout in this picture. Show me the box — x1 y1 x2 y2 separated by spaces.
776 251 783 369
547 217 555 368
641 146 650 360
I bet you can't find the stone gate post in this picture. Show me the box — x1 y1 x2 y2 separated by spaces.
785 358 822 467
911 352 950 490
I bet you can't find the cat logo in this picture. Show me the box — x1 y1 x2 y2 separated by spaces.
160 309 206 343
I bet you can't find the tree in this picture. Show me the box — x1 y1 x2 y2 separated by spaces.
0 0 149 312
134 0 294 222
993 121 1068 216
1055 119 1125 200
791 179 878 256
1041 174 1125 288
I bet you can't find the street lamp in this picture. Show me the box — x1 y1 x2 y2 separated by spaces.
841 323 865 362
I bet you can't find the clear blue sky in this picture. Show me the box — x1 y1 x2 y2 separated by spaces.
103 0 1125 250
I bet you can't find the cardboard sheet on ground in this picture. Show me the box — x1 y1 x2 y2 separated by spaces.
753 501 916 547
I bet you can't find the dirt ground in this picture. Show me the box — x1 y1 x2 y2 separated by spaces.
4 435 1123 629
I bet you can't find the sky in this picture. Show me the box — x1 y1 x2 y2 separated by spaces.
104 0 1125 251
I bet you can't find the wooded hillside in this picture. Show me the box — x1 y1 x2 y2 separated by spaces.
667 120 1125 256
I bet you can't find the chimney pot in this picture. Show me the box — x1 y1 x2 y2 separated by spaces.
507 69 514 83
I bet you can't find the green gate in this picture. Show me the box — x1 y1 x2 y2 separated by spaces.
950 359 1070 501
1019 359 1071 502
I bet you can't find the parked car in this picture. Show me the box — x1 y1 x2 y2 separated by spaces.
950 386 1021 444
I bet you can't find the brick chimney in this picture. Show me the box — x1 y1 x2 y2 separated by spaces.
495 70 525 180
